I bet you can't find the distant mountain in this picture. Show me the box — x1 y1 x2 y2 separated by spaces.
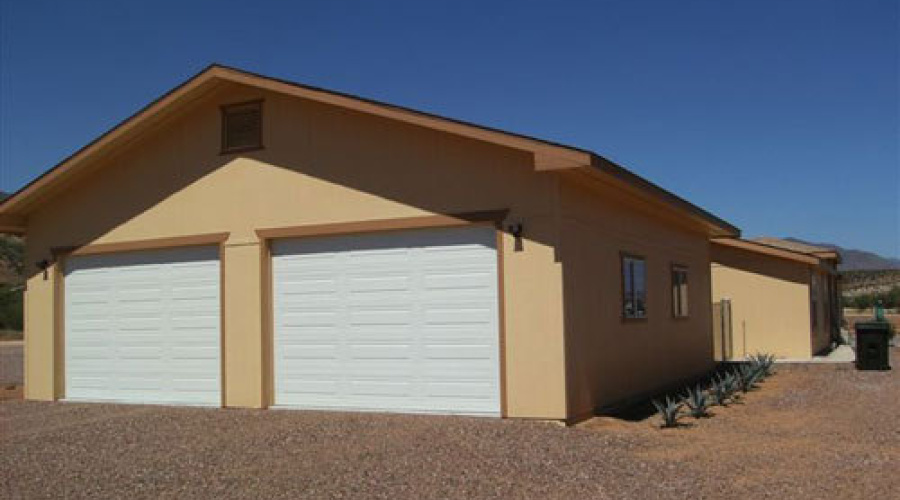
785 237 900 271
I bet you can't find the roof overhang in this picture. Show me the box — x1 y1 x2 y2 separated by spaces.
0 64 738 238
712 237 821 265
587 155 739 237
811 250 841 263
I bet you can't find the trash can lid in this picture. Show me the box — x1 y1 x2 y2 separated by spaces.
855 321 893 332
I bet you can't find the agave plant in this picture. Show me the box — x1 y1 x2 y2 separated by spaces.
683 385 710 418
738 365 756 391
723 368 747 401
749 353 776 377
724 372 743 401
652 396 683 428
752 362 767 384
747 356 763 381
709 378 732 406
729 368 743 392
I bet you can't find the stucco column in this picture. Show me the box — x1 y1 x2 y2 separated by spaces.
502 221 568 420
22 261 61 401
221 240 265 408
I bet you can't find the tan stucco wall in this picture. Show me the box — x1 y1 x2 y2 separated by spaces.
558 173 716 417
23 82 567 418
711 244 814 359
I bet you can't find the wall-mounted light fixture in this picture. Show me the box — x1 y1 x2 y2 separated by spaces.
507 222 524 252
36 259 50 280
507 223 523 239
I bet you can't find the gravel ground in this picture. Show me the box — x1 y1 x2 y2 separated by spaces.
2 349 897 500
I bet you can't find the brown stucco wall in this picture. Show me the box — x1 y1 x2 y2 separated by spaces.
710 244 815 359
23 81 568 418
557 172 716 418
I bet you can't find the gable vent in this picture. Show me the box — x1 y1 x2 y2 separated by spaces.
221 100 263 153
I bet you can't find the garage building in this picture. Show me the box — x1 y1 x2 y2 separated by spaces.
0 65 738 421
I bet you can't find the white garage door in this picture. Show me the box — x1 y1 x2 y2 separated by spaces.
64 246 221 406
272 225 501 416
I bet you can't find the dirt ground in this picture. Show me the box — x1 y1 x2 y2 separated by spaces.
1 350 897 499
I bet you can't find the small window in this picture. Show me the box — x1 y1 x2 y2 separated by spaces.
221 100 263 153
622 254 647 319
671 265 689 318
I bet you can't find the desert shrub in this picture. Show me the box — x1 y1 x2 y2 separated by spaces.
0 284 22 331
847 287 900 311
851 294 873 311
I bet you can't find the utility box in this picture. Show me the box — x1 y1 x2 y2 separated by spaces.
855 321 892 371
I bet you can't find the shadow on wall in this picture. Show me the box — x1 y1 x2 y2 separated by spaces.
713 245 809 285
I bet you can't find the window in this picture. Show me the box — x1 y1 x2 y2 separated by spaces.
671 265 689 318
622 255 647 319
221 100 263 153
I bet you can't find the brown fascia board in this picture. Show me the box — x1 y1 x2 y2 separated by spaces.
713 237 821 265
0 63 739 238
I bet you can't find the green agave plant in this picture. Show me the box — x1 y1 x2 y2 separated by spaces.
737 365 759 392
709 378 732 406
749 353 776 378
651 396 683 428
683 385 710 418
720 371 742 400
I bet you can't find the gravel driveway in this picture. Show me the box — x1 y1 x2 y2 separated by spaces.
2 349 898 499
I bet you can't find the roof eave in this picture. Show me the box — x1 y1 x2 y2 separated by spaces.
589 154 740 238
713 237 821 265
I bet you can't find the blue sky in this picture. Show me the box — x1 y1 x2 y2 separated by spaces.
1 0 897 257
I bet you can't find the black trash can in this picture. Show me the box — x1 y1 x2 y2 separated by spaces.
855 321 892 371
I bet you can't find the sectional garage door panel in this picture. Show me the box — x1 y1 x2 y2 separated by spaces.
272 226 501 416
64 246 221 406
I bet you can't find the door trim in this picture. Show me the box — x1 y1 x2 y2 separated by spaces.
52 232 230 257
256 210 508 241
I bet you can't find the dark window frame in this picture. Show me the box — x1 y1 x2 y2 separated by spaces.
671 263 689 319
620 252 648 321
220 99 264 154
